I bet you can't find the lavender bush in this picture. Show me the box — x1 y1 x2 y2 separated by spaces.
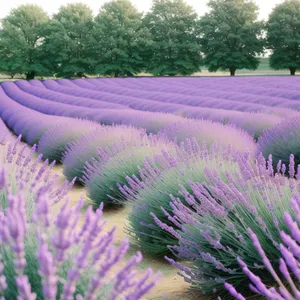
158 154 298 295
159 118 257 155
225 196 300 299
38 119 102 162
83 134 175 208
123 140 244 256
258 116 300 171
63 125 146 182
0 138 158 299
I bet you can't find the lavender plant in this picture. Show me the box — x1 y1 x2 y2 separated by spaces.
159 154 298 295
123 140 244 256
225 196 300 299
38 119 102 162
258 116 300 171
62 125 146 182
0 138 159 299
159 119 257 155
83 134 175 208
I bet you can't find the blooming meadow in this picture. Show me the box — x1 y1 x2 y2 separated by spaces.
1 76 300 299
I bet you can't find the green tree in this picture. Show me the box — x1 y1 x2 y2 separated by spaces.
199 0 264 76
143 0 202 76
267 0 300 75
43 3 95 78
92 0 149 77
0 5 50 79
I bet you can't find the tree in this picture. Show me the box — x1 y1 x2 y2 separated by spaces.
199 0 264 76
267 0 300 75
92 0 149 77
43 3 95 78
143 0 202 76
0 5 50 79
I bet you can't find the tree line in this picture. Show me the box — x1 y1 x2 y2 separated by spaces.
0 0 299 79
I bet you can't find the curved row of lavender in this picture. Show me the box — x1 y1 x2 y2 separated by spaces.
0 85 257 173
0 84 185 134
110 76 300 100
38 78 300 114
0 80 292 139
87 77 300 111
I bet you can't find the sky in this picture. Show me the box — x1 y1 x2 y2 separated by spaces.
0 0 284 20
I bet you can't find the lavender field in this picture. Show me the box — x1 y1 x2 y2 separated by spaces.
1 76 300 299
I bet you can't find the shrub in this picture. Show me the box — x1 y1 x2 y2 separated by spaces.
1 135 75 215
258 116 300 170
38 119 102 162
158 155 297 296
62 125 146 182
159 118 257 155
124 139 245 256
0 137 158 299
225 197 300 299
180 108 283 140
83 134 175 208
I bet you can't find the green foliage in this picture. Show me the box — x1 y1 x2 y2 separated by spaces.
126 144 239 256
199 0 264 76
0 5 51 79
84 135 174 208
143 0 202 76
267 0 300 75
42 3 95 78
171 178 293 295
91 0 149 77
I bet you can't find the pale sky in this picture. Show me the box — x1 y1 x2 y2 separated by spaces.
0 0 284 20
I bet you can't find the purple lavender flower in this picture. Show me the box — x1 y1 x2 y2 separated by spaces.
0 145 158 299
152 150 297 295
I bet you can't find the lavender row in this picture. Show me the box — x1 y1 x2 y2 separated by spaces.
4 80 285 138
53 78 295 113
114 76 300 96
0 83 183 133
89 77 300 106
4 80 276 139
91 77 300 111
0 87 70 145
13 80 128 110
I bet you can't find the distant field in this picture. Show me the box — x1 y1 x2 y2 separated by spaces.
198 57 298 76
0 57 298 80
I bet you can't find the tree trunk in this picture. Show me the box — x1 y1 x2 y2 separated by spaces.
290 67 296 76
26 71 35 80
229 67 236 76
76 72 87 78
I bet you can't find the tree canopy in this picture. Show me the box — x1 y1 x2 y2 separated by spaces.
0 5 50 79
92 0 150 77
143 0 202 76
42 3 95 78
199 0 264 76
267 0 300 75
0 0 299 78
